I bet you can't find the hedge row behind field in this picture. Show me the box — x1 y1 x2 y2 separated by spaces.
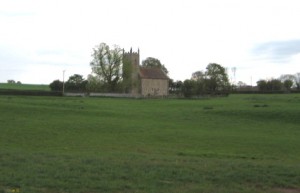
0 89 62 96
0 88 299 97
231 90 300 94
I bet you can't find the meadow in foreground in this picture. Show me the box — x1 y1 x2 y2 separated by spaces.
0 94 299 193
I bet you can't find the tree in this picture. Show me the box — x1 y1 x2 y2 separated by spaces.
257 79 282 91
141 57 168 75
67 74 85 84
268 79 282 91
295 73 300 89
49 80 63 91
237 81 247 88
169 79 175 92
279 74 295 88
169 80 183 95
191 71 207 93
257 80 267 91
205 63 229 91
86 74 103 92
65 74 88 92
7 80 16 84
191 71 205 81
283 79 293 90
90 43 123 92
279 74 295 82
182 79 197 98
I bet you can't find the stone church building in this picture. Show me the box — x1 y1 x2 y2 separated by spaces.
123 48 169 97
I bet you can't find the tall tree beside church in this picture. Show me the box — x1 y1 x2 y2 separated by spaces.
142 57 168 75
90 43 123 91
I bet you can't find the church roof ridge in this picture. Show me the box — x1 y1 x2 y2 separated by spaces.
139 67 169 80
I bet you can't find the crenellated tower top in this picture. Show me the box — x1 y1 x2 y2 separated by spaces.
123 47 140 67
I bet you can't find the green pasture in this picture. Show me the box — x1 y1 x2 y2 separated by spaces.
0 83 50 91
0 94 299 193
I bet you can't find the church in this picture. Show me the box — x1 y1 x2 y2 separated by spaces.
122 49 169 97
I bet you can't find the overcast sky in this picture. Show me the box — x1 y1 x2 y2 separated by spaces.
1 0 300 85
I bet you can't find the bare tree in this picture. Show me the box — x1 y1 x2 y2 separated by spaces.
279 74 296 87
237 81 247 88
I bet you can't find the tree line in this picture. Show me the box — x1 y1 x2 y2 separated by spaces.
256 73 300 92
169 63 230 97
49 42 300 96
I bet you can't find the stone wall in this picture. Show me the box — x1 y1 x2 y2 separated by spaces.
141 79 169 97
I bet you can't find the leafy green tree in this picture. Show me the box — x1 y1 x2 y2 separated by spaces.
169 80 183 95
205 63 229 91
257 80 268 91
191 71 205 81
182 79 197 98
257 79 283 91
283 79 293 90
169 79 175 93
49 80 63 91
142 57 168 75
67 74 85 84
268 79 282 91
65 74 88 92
90 43 123 92
86 74 103 92
192 71 208 93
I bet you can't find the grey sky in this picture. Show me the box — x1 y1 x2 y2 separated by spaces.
1 0 300 84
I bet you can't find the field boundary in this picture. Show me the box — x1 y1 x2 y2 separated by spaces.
0 89 62 96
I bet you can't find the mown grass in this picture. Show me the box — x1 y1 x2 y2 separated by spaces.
0 83 50 91
0 94 300 193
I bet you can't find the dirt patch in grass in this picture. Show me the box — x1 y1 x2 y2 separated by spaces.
253 104 269 107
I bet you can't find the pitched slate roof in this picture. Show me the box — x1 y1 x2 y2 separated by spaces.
139 67 169 80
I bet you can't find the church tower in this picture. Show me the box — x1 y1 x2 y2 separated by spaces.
122 48 140 94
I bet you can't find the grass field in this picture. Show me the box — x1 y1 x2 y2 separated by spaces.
0 83 50 91
0 94 300 193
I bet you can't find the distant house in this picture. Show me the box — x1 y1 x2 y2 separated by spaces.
123 48 169 97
